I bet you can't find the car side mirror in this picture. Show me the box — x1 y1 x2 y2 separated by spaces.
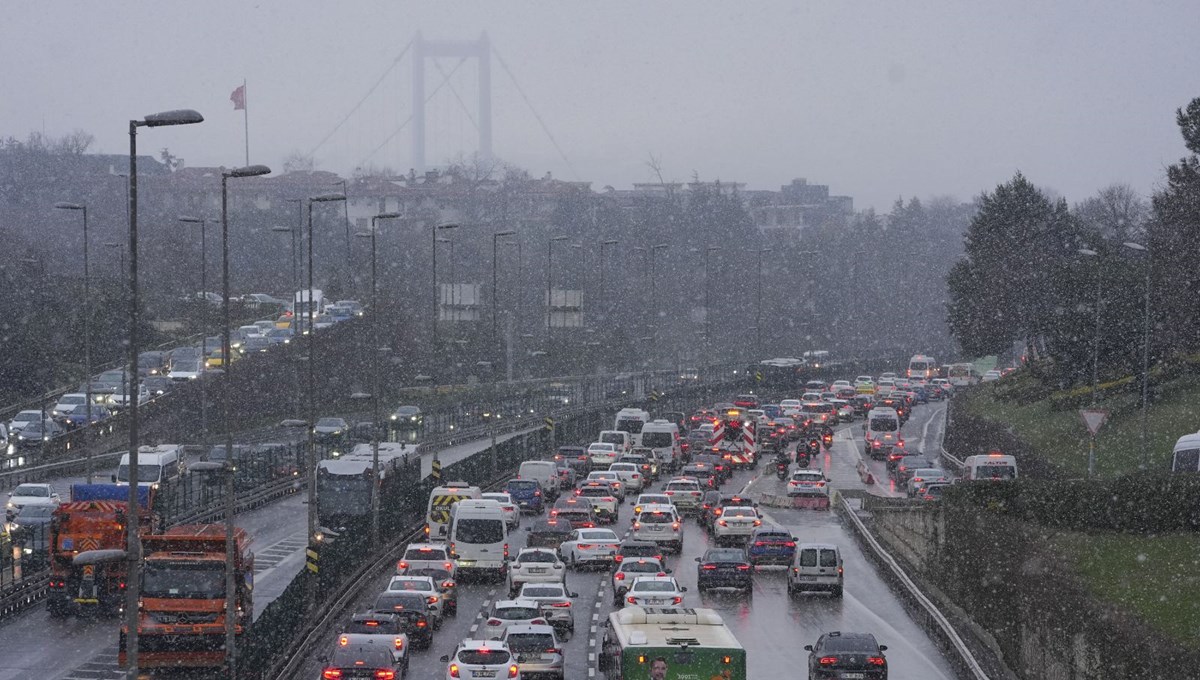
879 645 888 651
804 645 813 652
439 655 450 662
570 592 580 598
110 474 117 483
694 556 701 562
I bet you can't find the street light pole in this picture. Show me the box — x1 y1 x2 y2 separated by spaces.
220 164 270 676
492 230 517 362
598 239 618 325
703 246 719 371
431 223 459 358
285 198 303 293
124 107 203 680
180 216 211 450
546 236 569 347
755 247 770 360
307 193 347 578
1124 241 1151 469
650 243 668 369
359 212 401 549
55 202 93 482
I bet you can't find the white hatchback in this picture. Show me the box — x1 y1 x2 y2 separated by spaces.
630 504 684 553
441 639 518 680
711 506 761 545
506 548 566 595
622 576 687 608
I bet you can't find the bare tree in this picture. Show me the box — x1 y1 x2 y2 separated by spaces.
1074 183 1147 241
282 151 316 174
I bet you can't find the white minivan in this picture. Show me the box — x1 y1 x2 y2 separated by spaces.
863 407 902 460
114 445 184 487
448 499 509 579
613 408 650 447
598 430 632 455
962 453 1017 481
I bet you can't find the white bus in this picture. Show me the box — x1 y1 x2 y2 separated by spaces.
599 607 746 679
907 354 937 380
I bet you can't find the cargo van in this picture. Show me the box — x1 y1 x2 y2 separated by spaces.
114 445 184 487
517 460 560 501
447 499 508 579
613 408 650 447
639 419 681 472
1171 433 1200 473
963 453 1018 481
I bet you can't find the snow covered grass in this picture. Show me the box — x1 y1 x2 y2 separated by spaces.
962 374 1200 477
1055 532 1200 647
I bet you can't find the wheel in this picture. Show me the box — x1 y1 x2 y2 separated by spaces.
831 586 843 599
569 552 578 569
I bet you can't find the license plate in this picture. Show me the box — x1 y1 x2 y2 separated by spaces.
843 674 865 679
529 568 547 574
474 671 496 679
458 560 476 566
798 575 815 581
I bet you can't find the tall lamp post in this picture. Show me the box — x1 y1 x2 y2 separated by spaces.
755 247 770 361
54 202 94 482
124 108 203 680
285 198 303 293
649 243 668 369
598 239 619 324
492 230 517 360
545 235 569 346
1124 240 1151 469
271 225 298 294
701 246 719 370
306 193 347 559
334 179 353 293
219 164 271 676
357 212 401 549
431 223 460 355
179 216 212 449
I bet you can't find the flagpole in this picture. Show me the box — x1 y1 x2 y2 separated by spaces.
242 79 249 165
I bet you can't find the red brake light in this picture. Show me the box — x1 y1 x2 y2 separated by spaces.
508 665 519 678
868 656 886 666
702 564 717 570
819 656 839 665
448 664 460 678
323 671 343 680
615 572 625 580
627 596 637 604
375 671 395 680
672 596 682 604
736 564 750 571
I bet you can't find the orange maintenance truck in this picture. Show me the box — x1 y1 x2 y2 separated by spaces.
119 525 254 670
47 484 157 617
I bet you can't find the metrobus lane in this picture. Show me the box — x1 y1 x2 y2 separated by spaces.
292 480 629 680
643 465 957 680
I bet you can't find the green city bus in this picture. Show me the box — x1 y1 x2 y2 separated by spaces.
599 606 746 680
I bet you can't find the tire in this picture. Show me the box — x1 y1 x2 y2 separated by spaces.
831 585 843 599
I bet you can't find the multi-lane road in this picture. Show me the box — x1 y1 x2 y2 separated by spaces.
289 399 955 680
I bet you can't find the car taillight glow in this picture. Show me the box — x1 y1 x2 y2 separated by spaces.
702 564 717 570
627 596 637 604
488 618 502 626
672 596 682 604
615 572 625 580
394 637 404 649
819 656 839 665
323 670 343 680
375 671 395 680
448 663 460 678
868 656 886 666
551 601 571 607
736 564 750 571
508 664 519 678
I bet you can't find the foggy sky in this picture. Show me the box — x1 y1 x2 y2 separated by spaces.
4 1 1197 211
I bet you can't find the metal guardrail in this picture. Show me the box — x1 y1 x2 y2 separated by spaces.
837 493 989 680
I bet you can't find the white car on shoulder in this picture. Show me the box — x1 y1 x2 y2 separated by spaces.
506 548 566 595
622 575 687 607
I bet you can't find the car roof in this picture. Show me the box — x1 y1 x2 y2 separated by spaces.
494 598 538 608
797 542 840 550
630 575 677 586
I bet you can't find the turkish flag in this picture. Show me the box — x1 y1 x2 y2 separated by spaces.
230 84 245 111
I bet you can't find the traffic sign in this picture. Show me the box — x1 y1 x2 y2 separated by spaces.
649 390 661 402
755 371 763 382
543 417 556 431
431 458 443 481
1079 409 1109 436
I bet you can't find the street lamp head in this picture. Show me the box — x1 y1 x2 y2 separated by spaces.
494 230 517 237
652 243 668 250
1123 241 1147 252
179 215 203 224
355 232 373 239
54 202 85 211
140 109 204 127
310 193 346 203
270 225 292 232
551 235 569 242
436 223 460 230
1078 248 1099 257
375 212 404 220
602 239 619 245
104 242 121 249
436 237 453 244
225 164 271 178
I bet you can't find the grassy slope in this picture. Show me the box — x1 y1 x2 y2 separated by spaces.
961 374 1200 477
1054 532 1200 647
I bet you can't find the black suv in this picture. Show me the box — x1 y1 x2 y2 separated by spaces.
805 631 888 679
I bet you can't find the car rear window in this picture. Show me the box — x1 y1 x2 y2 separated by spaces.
458 649 512 665
496 606 539 620
344 618 400 634
822 636 877 653
517 551 557 563
521 585 564 598
403 547 448 561
798 548 818 567
505 633 556 652
820 549 839 567
638 512 673 524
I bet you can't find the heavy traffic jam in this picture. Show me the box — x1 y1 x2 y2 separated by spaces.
294 357 989 680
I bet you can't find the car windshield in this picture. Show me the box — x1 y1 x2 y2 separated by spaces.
12 485 48 497
116 464 162 483
458 649 511 665
638 512 672 523
142 561 224 599
18 505 55 518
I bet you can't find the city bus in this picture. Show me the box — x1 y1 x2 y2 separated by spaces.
599 606 746 679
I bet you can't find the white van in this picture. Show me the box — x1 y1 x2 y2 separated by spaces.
963 453 1018 481
863 408 902 460
639 420 681 472
448 499 509 579
517 460 560 500
613 408 650 447
1171 433 1200 473
114 445 184 487
598 430 632 455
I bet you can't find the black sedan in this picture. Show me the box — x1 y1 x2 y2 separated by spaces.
805 631 888 679
695 547 753 592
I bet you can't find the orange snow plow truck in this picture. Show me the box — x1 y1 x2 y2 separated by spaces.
119 525 254 670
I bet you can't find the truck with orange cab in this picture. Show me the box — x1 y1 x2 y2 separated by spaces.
118 524 254 670
47 484 157 617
